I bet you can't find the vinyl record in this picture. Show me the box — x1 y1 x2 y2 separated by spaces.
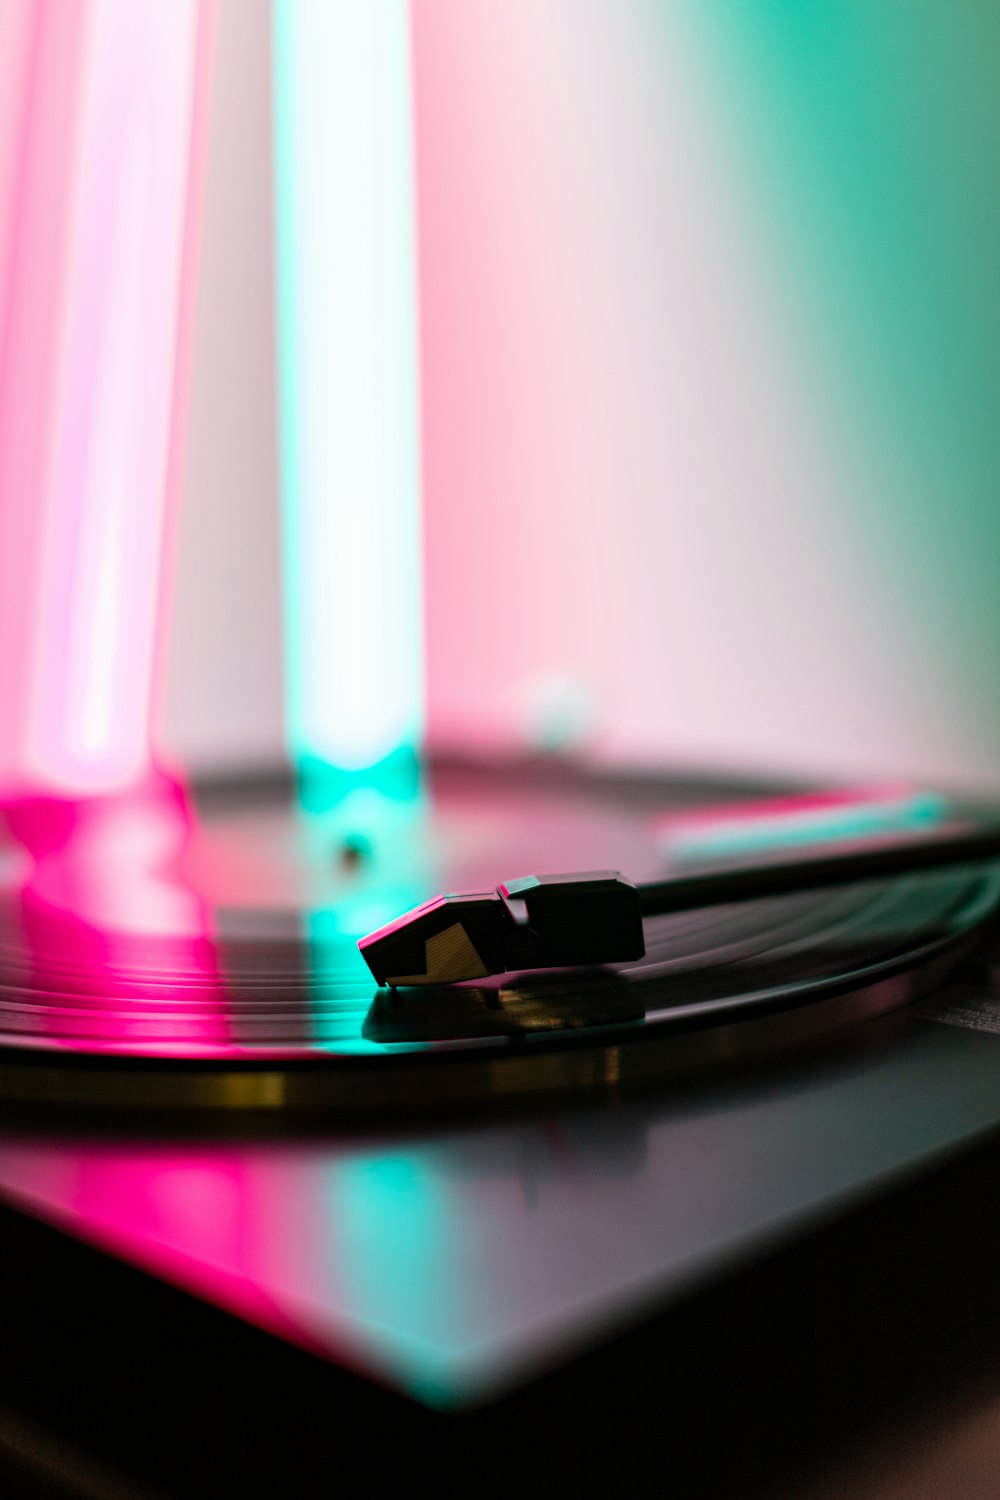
0 762 996 1116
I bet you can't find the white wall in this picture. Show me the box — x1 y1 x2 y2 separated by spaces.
162 0 285 774
163 0 1000 795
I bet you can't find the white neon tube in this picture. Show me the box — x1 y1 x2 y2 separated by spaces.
273 0 424 787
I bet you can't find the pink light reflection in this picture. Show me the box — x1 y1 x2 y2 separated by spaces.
0 1146 337 1363
0 1138 470 1402
0 776 231 1056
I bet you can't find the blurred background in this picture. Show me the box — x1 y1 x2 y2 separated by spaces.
3 0 999 801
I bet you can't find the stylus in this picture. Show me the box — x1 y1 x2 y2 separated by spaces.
359 823 1000 986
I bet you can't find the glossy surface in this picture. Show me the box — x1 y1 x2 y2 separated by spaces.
1 764 999 1409
3 1017 1000 1407
0 769 992 1110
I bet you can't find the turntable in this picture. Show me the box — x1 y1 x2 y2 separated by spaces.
3 4 1000 1493
3 758 1000 1500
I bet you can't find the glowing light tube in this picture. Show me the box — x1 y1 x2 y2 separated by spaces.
0 0 215 799
273 0 424 795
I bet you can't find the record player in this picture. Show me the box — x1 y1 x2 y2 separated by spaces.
3 5 1000 1494
3 756 1000 1500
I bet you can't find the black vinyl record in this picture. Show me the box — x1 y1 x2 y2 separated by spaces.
0 761 996 1116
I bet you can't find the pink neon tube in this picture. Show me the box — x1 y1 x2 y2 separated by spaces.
0 0 215 799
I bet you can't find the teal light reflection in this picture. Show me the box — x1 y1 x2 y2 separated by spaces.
324 1151 465 1408
299 786 432 1052
273 0 429 1041
668 791 949 863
